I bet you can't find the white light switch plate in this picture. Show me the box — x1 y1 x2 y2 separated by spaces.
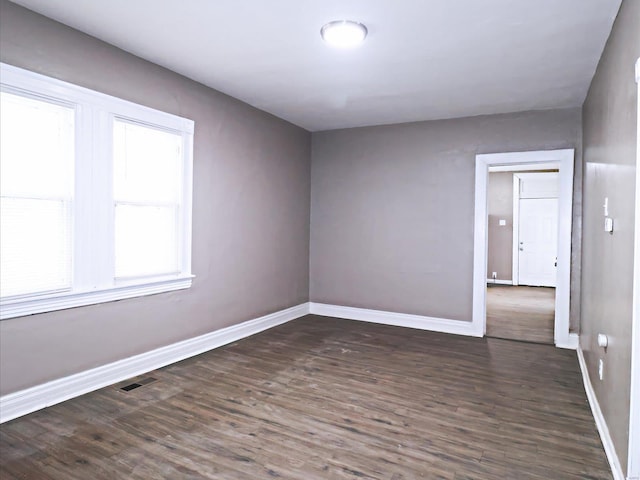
604 217 614 233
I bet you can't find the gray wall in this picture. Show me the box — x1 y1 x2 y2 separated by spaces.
311 109 582 323
580 0 639 472
487 172 514 281
0 1 311 396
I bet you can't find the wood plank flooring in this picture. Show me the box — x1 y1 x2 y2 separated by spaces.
0 315 610 479
486 285 555 344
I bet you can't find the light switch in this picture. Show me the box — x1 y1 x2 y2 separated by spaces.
499 219 506 226
604 217 614 233
603 197 609 217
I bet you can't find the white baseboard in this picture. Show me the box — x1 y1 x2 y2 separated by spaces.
576 348 624 480
556 332 580 350
486 279 513 285
309 303 482 337
0 302 310 424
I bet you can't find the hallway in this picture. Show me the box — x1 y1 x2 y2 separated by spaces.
486 285 555 344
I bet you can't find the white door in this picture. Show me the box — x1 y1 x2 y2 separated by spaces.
518 198 558 287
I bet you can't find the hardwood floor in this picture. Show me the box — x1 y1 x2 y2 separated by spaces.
486 285 556 344
0 315 610 479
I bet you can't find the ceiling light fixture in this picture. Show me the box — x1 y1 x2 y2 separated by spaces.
321 20 367 48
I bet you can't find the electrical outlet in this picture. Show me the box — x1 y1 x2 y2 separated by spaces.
598 359 604 380
492 272 497 280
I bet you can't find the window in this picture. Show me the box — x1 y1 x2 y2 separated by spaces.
113 120 183 279
1 93 75 298
0 63 194 319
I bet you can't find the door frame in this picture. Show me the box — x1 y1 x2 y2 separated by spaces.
472 149 574 348
627 56 640 480
512 172 560 287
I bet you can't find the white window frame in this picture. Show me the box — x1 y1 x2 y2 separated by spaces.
0 63 194 320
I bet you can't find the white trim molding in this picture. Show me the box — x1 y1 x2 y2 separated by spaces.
628 55 640 480
577 348 625 480
309 303 482 337
473 149 574 345
0 275 193 320
488 162 560 173
0 302 310 423
556 332 579 351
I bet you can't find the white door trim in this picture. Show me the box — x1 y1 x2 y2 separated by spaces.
627 56 640 480
473 149 574 346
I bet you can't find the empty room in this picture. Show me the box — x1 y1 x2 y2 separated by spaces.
0 1 639 479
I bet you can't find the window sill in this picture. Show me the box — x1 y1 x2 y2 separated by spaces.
0 275 194 320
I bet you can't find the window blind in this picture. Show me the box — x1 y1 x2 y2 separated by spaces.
0 92 74 298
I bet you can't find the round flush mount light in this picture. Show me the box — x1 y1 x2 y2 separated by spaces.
321 20 367 48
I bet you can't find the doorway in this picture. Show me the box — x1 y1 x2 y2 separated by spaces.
485 169 559 344
471 149 575 348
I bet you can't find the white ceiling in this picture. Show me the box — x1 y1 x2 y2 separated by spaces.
10 0 621 131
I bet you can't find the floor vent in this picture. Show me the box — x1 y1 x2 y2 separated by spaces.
120 377 157 392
